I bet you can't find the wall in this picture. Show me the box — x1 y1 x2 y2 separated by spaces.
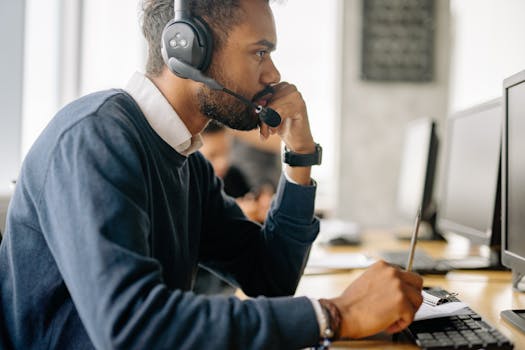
337 0 451 228
449 0 525 112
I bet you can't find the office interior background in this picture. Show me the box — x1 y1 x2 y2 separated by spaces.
2 0 525 231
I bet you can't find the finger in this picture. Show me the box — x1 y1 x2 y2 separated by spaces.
398 270 424 289
271 81 291 92
259 123 270 139
403 284 424 310
386 318 411 334
270 103 300 125
386 300 417 334
270 82 295 99
385 320 403 334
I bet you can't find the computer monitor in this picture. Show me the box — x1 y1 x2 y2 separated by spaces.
500 69 525 333
396 118 441 240
437 98 503 267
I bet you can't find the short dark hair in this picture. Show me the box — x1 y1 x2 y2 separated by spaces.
141 0 254 76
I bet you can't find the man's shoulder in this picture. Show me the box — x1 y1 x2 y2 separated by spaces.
45 89 147 144
26 90 144 165
57 89 137 125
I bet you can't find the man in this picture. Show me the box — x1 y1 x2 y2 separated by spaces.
0 0 423 349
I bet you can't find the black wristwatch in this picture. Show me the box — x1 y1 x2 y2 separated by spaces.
283 143 322 167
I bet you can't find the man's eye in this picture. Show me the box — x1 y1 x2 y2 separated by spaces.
256 50 268 59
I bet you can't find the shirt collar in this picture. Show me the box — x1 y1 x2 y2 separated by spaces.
124 71 203 156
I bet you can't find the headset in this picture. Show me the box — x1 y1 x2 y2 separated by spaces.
160 0 281 127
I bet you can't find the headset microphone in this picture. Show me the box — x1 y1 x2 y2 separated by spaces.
168 58 281 127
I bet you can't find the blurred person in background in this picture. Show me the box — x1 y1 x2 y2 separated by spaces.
201 120 274 224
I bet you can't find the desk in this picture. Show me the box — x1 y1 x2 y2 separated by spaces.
296 231 525 349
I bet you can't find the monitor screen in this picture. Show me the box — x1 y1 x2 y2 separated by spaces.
438 99 502 246
502 70 525 276
396 118 438 221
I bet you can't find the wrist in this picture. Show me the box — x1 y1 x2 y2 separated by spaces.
283 143 322 167
319 298 342 341
284 165 312 186
286 141 316 154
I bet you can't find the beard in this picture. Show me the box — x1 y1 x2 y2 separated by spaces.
197 65 262 131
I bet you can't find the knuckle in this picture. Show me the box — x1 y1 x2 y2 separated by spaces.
292 90 303 100
376 259 389 268
416 294 424 307
385 265 398 278
392 278 403 291
404 312 415 325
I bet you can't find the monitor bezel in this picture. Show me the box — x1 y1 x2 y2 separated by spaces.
501 69 525 272
437 98 502 247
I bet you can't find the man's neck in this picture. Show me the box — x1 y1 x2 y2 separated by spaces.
147 71 209 135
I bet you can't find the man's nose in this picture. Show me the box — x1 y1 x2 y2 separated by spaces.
261 58 281 86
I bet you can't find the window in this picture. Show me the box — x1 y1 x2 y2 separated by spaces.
22 0 61 157
22 0 146 157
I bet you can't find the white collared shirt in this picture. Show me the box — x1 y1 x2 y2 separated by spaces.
124 71 203 156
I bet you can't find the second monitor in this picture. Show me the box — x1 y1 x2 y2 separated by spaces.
437 98 503 269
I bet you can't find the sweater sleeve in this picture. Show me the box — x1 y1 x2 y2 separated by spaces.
37 116 319 350
199 156 320 298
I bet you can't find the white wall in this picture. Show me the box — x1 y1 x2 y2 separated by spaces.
337 0 451 228
449 0 525 112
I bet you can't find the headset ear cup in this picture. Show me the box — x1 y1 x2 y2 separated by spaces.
191 15 213 71
161 15 213 78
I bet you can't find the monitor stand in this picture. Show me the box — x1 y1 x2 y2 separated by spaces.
438 246 507 271
501 309 525 334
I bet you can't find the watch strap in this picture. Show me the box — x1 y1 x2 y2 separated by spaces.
283 143 322 167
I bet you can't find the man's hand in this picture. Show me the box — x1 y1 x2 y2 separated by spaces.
329 260 423 339
259 82 314 152
259 82 315 185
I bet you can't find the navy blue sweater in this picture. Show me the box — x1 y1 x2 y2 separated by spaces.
0 90 320 349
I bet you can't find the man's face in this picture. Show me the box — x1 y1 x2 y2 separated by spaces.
198 0 281 130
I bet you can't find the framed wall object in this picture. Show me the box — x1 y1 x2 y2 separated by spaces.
361 0 435 82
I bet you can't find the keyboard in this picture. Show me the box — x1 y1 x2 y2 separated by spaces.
380 250 450 274
379 250 500 274
402 287 514 349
